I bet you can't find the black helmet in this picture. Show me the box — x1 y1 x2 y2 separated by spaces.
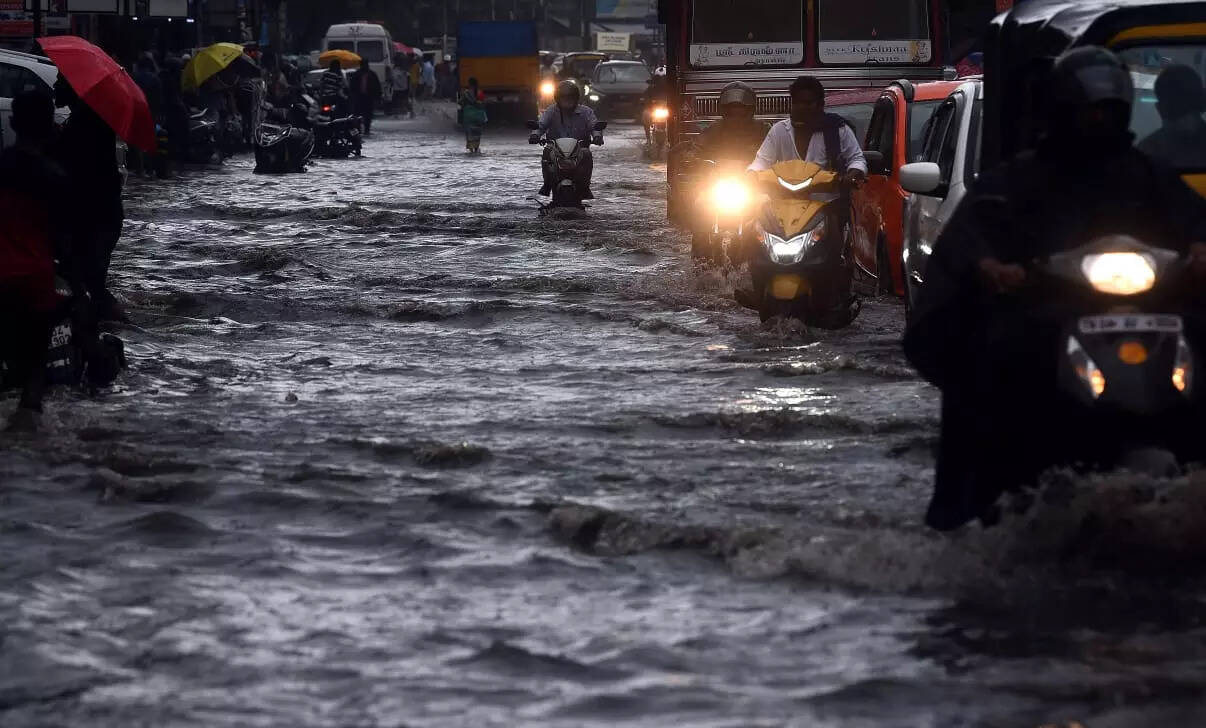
1048 46 1133 110
554 80 580 105
718 81 756 110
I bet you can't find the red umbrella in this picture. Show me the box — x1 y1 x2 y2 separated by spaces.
37 35 156 153
393 41 419 56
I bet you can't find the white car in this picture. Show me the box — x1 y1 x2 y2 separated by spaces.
899 78 983 319
0 48 61 149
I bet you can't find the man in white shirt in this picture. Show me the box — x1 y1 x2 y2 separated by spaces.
749 75 868 185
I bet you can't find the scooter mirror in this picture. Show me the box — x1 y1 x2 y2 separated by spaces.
593 121 608 131
525 120 539 130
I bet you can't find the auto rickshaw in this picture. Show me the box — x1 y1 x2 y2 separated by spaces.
983 0 1206 194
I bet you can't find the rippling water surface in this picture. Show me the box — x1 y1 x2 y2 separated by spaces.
3 115 1206 727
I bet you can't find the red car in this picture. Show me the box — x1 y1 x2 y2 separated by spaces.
851 79 964 295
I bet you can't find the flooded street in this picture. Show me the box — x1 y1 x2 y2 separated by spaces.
3 115 1206 727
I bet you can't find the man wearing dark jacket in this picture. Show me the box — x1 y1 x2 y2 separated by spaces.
0 92 71 430
904 47 1206 530
350 59 382 135
54 75 125 322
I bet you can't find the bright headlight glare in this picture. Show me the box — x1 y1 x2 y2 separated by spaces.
711 178 749 215
1081 252 1157 295
652 107 669 121
540 81 555 96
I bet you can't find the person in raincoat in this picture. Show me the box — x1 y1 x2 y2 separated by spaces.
904 47 1206 531
459 77 487 152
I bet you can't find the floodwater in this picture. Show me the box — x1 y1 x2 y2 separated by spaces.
2 113 1206 727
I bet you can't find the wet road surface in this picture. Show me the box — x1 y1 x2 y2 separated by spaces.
2 114 1206 727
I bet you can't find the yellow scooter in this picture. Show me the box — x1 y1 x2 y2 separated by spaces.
739 160 860 327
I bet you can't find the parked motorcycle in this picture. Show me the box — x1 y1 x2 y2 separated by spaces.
526 119 608 210
254 122 315 174
0 275 125 391
313 100 363 159
185 108 219 164
738 160 860 328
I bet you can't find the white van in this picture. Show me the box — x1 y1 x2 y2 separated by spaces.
323 23 394 104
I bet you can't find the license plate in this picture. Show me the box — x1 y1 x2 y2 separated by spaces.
1078 314 1183 334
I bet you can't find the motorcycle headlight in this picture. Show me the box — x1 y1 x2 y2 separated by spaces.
1080 251 1157 295
711 178 750 216
761 219 825 265
540 81 555 98
652 107 669 121
589 94 600 102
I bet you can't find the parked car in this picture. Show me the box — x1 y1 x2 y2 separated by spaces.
558 51 609 88
899 79 983 319
850 79 965 295
0 48 60 149
586 60 650 121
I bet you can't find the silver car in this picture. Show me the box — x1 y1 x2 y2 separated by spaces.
899 79 983 320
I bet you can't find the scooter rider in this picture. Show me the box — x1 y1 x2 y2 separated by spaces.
533 80 601 199
749 75 866 186
904 47 1206 531
690 82 768 260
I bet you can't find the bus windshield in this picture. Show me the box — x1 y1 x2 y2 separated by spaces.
690 0 803 68
817 0 932 65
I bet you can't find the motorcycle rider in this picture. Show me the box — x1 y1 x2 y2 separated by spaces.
688 82 769 260
905 47 1206 531
533 80 601 199
749 75 866 185
694 82 768 163
642 65 669 145
319 60 348 115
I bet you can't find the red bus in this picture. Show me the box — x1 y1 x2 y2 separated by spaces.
661 0 952 212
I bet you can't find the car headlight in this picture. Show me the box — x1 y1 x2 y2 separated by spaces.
652 107 669 121
711 178 749 216
1081 251 1156 295
589 94 600 102
540 81 555 97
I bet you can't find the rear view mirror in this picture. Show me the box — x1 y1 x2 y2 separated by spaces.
525 120 538 130
863 150 889 176
593 121 607 131
899 162 943 194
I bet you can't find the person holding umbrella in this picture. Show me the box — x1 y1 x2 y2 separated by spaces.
350 58 382 135
37 35 156 322
52 74 125 320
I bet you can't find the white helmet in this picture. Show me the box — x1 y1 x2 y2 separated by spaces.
653 65 666 77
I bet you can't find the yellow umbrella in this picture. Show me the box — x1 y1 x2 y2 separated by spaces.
182 42 259 91
319 49 362 68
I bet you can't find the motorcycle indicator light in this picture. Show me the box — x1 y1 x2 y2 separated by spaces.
652 107 669 121
1081 251 1156 295
711 178 749 215
1067 336 1106 398
1174 336 1193 394
1117 341 1148 365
